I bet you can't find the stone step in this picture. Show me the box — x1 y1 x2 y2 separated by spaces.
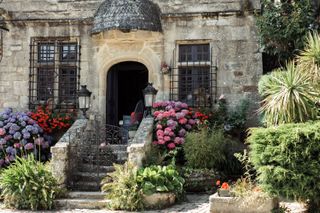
90 144 128 152
55 198 110 210
71 181 101 191
67 191 106 200
78 164 115 173
73 172 108 182
108 144 128 152
114 150 128 162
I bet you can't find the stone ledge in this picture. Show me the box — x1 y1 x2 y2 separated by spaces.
127 117 154 168
209 193 279 213
50 119 88 187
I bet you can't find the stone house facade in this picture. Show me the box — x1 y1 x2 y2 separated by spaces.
0 0 262 125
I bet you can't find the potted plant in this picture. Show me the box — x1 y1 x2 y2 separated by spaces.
137 165 185 209
216 181 231 197
210 178 279 213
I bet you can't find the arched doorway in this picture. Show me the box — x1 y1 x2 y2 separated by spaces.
106 62 148 126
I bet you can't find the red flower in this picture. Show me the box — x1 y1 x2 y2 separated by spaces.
221 182 229 190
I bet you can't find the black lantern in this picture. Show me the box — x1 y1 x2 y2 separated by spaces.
78 85 92 118
143 83 158 117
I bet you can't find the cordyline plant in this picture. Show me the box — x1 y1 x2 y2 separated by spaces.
258 61 319 126
152 101 206 151
297 31 320 87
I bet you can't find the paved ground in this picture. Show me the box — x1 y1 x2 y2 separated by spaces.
0 194 307 213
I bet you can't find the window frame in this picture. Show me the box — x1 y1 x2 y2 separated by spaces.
170 41 217 108
29 37 80 111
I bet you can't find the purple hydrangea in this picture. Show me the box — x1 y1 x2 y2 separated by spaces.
13 132 22 140
24 143 34 150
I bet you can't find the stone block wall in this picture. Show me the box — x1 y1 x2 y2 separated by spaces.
0 0 262 117
50 119 88 187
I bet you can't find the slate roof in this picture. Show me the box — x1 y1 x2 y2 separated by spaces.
92 0 162 34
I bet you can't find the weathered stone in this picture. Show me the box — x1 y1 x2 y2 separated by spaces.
127 117 154 168
209 193 279 213
143 193 176 209
0 0 262 122
243 85 258 92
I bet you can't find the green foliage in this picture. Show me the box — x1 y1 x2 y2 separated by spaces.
101 163 144 211
137 165 185 198
256 0 313 63
258 62 319 126
184 128 242 175
226 99 250 130
0 155 58 210
247 121 320 208
298 31 320 85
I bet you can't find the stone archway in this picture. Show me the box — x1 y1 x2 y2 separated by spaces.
106 61 148 126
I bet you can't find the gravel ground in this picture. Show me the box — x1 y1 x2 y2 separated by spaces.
0 194 307 213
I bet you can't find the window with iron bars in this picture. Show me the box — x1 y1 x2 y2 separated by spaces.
170 43 217 108
29 37 80 111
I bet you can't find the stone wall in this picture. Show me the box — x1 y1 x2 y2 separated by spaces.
0 0 262 117
127 117 154 168
51 119 88 187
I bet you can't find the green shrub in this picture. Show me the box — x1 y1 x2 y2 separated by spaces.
101 163 144 211
248 121 320 209
226 99 250 131
258 62 319 126
184 128 242 175
0 155 58 210
256 0 313 63
137 165 185 198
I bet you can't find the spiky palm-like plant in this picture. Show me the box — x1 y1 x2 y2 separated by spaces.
258 62 319 126
297 31 320 85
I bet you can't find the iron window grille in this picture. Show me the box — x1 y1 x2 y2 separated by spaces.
29 37 80 111
170 43 217 108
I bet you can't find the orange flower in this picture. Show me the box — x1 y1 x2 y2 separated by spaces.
221 182 229 190
216 180 221 186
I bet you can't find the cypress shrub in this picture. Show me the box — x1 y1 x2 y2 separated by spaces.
248 121 320 209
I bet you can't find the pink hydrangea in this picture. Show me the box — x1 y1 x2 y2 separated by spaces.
164 136 171 142
152 101 200 150
167 143 176 150
0 128 5 136
178 118 188 125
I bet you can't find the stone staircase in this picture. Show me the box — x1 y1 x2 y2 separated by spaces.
54 144 128 209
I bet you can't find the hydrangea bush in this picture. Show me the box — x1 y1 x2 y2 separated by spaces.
152 101 202 150
0 108 51 168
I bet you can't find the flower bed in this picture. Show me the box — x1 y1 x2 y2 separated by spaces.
152 101 203 150
0 108 51 167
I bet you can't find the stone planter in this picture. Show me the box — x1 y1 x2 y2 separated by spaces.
218 189 231 197
142 193 176 209
209 193 279 213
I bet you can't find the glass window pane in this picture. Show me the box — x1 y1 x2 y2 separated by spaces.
58 67 77 103
38 43 55 62
60 43 77 62
37 68 54 101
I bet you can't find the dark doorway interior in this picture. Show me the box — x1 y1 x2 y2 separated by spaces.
106 62 148 126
